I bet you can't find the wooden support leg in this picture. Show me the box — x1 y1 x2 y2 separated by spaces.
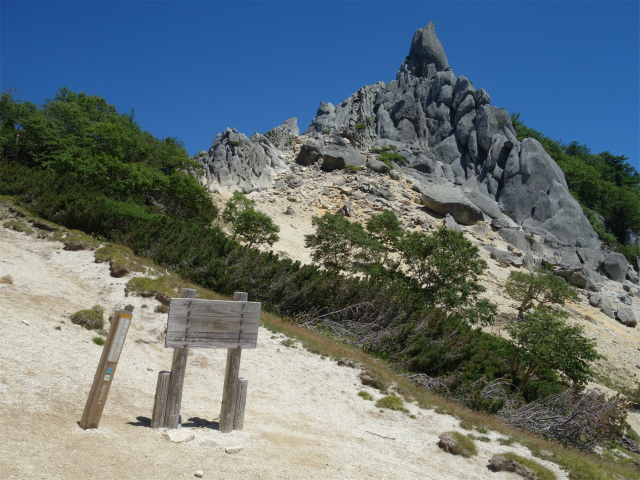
219 291 248 433
151 371 171 429
233 378 248 430
163 288 196 429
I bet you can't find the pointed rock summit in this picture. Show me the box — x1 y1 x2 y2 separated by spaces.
195 21 630 288
401 22 450 76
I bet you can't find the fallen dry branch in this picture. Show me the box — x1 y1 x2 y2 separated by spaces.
500 388 629 451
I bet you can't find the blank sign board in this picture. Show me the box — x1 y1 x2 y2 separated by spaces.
165 298 261 349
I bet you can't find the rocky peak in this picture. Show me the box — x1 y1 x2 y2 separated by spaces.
399 22 450 77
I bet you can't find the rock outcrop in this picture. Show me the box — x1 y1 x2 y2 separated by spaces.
196 128 288 193
194 21 632 291
302 20 603 265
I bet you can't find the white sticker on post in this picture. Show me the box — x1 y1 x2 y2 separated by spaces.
107 314 131 363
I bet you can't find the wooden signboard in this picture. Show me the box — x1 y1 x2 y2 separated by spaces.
79 310 132 429
154 292 260 433
165 298 260 349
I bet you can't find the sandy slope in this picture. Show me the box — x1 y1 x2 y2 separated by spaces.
0 225 572 479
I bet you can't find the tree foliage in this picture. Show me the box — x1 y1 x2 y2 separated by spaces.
222 190 279 248
505 269 579 312
507 306 602 393
304 212 379 272
0 88 217 223
305 211 495 325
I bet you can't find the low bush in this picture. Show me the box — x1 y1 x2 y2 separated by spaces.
437 431 478 457
71 309 104 330
375 395 408 412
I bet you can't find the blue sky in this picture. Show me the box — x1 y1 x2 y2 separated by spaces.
2 1 639 169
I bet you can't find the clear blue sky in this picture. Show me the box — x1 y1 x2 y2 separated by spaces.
2 1 639 169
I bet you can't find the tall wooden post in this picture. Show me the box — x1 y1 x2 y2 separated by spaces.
219 291 247 433
79 309 132 429
163 288 196 429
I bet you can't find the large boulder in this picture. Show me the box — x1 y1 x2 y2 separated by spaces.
589 292 615 318
465 189 503 219
489 247 523 267
296 140 324 166
418 183 484 225
615 305 637 327
556 266 590 289
602 252 629 283
321 144 366 171
499 228 530 252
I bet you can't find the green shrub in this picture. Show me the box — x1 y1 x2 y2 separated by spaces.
287 197 297 202
344 165 363 173
229 141 242 147
92 337 106 346
124 304 135 312
3 219 32 233
439 431 478 457
358 391 373 401
375 395 409 412
355 123 366 130
71 309 104 330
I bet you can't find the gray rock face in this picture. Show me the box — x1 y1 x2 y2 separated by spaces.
264 118 299 148
615 305 637 327
419 183 484 225
402 22 450 75
603 252 629 283
196 128 287 193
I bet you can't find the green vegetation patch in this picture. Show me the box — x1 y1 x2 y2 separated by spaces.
358 391 373 401
92 337 106 346
494 452 557 480
71 309 104 330
3 219 33 234
375 395 409 412
438 431 478 457
371 145 407 166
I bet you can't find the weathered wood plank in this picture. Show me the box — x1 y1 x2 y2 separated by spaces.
165 333 258 349
168 299 261 318
79 310 132 429
166 317 260 334
233 378 248 430
150 371 170 429
163 288 196 429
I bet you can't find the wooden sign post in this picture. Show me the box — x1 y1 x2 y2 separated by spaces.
79 309 132 429
152 291 260 432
